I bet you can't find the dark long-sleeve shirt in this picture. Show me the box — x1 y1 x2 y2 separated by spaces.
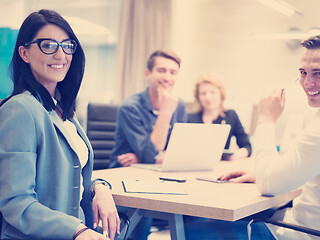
188 110 252 156
110 88 187 168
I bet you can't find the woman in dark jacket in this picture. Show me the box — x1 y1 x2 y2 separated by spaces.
188 73 252 160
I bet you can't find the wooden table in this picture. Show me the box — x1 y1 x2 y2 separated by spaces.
93 160 301 240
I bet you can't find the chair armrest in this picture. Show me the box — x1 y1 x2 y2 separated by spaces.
252 217 320 237
264 218 320 237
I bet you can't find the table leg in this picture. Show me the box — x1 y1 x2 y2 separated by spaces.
117 208 143 240
120 209 186 240
168 214 186 240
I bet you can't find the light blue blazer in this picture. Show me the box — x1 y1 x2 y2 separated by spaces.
0 91 94 239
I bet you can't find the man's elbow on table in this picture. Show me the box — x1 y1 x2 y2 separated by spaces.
256 174 294 197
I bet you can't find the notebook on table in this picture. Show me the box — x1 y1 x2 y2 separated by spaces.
131 123 231 172
122 180 187 195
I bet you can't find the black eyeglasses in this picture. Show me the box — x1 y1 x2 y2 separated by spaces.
24 38 77 55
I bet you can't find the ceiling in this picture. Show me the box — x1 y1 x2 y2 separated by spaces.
0 0 122 45
1 0 320 43
187 0 320 39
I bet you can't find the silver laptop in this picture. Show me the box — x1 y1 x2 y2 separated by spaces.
131 123 231 172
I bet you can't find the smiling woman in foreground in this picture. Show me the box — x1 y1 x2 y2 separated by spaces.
0 9 119 240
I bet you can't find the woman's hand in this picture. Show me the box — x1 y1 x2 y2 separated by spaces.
218 170 256 183
74 224 110 240
92 185 120 240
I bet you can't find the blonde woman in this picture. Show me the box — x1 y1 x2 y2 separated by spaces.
188 74 251 159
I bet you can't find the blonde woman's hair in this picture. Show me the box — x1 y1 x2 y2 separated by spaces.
193 73 226 117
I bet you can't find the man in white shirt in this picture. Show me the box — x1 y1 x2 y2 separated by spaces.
185 35 320 240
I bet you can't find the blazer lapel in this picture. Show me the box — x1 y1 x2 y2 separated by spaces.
49 110 78 154
70 117 94 159
70 117 94 170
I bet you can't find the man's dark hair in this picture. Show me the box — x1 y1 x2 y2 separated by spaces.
147 49 181 71
300 35 320 49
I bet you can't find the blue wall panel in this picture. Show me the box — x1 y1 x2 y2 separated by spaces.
0 28 18 99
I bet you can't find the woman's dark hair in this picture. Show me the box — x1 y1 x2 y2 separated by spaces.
2 9 85 120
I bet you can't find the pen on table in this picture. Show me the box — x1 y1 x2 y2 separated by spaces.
159 177 186 183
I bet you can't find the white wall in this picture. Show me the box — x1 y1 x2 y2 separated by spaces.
1 0 318 138
170 0 317 137
0 0 25 29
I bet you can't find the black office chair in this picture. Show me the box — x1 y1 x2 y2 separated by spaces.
86 103 118 170
248 204 320 238
251 216 320 238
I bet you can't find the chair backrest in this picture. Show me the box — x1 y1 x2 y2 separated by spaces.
0 211 2 236
87 103 118 170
